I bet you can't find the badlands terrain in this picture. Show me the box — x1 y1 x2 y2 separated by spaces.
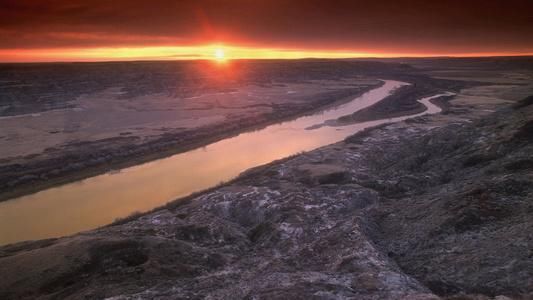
0 57 532 299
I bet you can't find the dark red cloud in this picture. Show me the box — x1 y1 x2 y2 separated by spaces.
1 0 532 54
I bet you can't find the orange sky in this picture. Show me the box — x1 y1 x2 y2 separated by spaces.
1 0 533 62
2 45 532 63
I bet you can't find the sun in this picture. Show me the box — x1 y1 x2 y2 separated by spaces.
214 48 226 61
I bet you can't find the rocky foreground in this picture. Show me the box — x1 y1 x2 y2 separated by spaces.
1 95 532 299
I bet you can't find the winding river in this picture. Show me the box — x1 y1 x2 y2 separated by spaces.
0 80 450 245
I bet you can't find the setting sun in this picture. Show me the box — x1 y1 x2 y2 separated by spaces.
214 48 226 61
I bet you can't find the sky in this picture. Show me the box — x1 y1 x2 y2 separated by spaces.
1 0 532 62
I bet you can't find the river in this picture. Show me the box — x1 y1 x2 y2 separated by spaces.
0 80 450 245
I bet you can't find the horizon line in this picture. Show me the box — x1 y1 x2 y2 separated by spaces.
2 54 533 64
1 44 532 64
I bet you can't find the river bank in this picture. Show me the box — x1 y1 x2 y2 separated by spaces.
336 74 480 124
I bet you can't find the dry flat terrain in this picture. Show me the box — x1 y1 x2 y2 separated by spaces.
0 60 400 200
0 58 532 299
0 74 379 159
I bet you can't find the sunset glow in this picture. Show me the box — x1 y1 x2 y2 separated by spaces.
2 45 532 63
0 0 532 62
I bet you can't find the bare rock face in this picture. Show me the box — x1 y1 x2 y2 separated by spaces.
295 163 350 184
0 97 532 299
